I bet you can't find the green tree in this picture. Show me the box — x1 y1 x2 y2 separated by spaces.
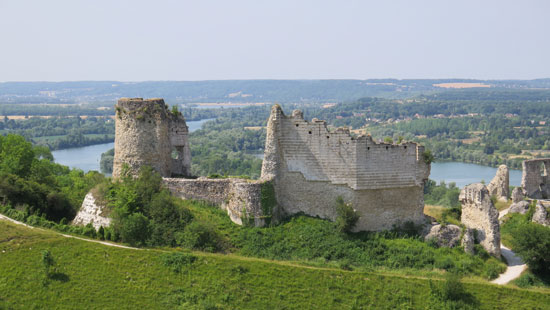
335 196 359 233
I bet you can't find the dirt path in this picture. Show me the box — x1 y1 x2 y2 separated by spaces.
491 207 527 285
0 212 527 285
0 214 138 250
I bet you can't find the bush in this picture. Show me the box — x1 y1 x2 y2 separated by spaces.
119 213 150 246
161 252 196 273
179 221 223 252
41 250 55 278
509 222 550 275
335 197 359 233
427 274 478 309
148 191 193 246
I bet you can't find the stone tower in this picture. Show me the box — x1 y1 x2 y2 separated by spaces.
112 98 191 178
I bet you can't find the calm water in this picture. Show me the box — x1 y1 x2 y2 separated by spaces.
431 162 521 188
52 118 214 172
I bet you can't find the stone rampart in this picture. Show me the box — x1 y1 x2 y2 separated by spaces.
261 105 430 231
521 159 550 199
162 177 267 226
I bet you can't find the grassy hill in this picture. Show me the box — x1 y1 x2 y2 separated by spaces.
1 220 549 309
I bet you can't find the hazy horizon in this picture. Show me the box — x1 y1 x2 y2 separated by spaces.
1 0 549 82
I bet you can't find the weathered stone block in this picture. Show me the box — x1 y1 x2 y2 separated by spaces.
460 183 501 257
532 202 550 226
423 224 462 248
508 201 530 215
521 159 550 199
511 187 524 203
487 165 509 202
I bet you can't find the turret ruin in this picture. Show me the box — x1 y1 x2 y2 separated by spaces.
112 98 191 178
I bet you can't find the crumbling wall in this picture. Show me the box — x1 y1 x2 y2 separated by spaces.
72 193 111 230
521 159 550 199
113 98 191 178
487 165 509 201
163 178 267 226
460 183 501 257
261 105 430 231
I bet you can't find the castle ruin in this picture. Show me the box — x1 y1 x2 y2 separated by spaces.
261 105 431 231
108 99 431 231
521 159 550 199
113 98 191 178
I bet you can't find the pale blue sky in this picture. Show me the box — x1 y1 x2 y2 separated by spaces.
0 0 549 81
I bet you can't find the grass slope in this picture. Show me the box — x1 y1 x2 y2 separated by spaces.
0 221 549 309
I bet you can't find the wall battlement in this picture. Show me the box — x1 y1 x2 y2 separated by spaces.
261 105 430 231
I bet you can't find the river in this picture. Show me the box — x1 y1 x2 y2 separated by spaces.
52 119 523 187
51 118 214 173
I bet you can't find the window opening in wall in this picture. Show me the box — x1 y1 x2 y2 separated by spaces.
386 146 389 150
308 131 312 134
296 124 299 127
404 146 407 149
171 149 179 159
326 136 330 139
367 147 370 150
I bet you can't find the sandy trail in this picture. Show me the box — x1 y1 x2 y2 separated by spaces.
490 207 527 285
0 214 138 250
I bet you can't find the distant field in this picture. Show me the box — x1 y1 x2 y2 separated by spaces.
1 220 549 309
433 83 491 89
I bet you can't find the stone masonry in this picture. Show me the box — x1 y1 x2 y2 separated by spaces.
460 183 501 257
487 165 509 202
91 100 433 231
163 178 267 227
113 98 191 178
521 159 550 199
261 105 431 231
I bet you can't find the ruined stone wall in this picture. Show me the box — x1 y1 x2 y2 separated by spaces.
460 183 501 257
487 165 509 202
113 98 191 178
261 105 430 231
521 159 550 199
163 178 267 226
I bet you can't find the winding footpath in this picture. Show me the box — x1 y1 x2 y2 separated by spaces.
0 211 526 285
490 207 527 285
0 214 138 250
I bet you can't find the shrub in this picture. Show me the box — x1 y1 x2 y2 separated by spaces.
97 226 105 240
161 252 196 273
119 213 150 246
83 223 96 238
41 250 55 278
428 274 478 309
148 191 193 246
509 222 550 275
179 221 222 252
335 197 359 233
